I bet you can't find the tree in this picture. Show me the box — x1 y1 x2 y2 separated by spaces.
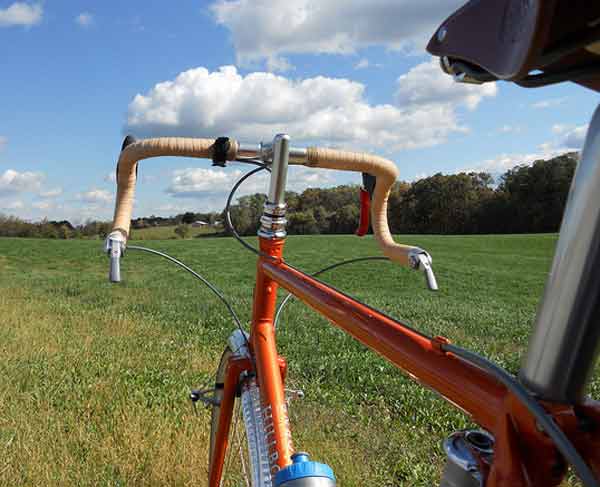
329 204 359 234
58 225 71 239
288 210 319 234
399 172 494 234
499 153 577 233
181 212 196 224
227 193 267 236
388 181 411 233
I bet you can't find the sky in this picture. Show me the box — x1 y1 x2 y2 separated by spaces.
0 0 597 223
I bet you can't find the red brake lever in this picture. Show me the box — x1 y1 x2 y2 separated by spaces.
356 187 371 237
356 173 376 236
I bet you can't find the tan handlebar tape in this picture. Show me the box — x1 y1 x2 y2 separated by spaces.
112 137 238 237
111 137 416 266
306 147 415 267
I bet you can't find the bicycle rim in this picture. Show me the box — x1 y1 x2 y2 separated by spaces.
209 348 273 487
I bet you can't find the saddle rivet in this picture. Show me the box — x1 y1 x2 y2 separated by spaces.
437 26 447 42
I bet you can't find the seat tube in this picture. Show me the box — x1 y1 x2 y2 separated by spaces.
251 134 294 475
520 104 600 403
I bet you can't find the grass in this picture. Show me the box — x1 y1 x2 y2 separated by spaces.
0 234 596 486
129 224 220 240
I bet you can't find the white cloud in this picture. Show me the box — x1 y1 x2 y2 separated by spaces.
167 167 245 198
210 0 462 69
531 97 567 109
1 200 24 210
39 187 62 198
354 58 382 69
412 172 430 182
0 2 42 27
0 169 44 195
32 200 53 210
462 151 564 175
266 55 294 72
0 198 115 223
104 171 154 184
61 204 112 224
459 121 587 177
551 124 570 135
549 124 588 149
461 131 583 176
126 64 479 152
354 58 369 69
496 125 522 134
75 12 93 27
395 58 497 111
104 171 117 183
77 188 113 204
165 164 333 201
0 136 7 150
287 166 334 190
562 125 588 149
141 174 157 183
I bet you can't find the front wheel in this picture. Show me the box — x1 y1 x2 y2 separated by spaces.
209 348 273 486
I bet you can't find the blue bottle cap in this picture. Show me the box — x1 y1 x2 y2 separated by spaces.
275 452 335 486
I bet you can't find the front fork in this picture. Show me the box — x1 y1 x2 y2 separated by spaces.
207 330 289 487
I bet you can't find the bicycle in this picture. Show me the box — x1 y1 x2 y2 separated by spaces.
104 1 600 485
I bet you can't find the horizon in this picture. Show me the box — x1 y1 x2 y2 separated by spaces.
1 149 578 225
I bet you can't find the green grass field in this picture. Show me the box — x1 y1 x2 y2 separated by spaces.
1 234 596 486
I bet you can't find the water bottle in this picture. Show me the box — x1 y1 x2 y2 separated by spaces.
275 452 336 486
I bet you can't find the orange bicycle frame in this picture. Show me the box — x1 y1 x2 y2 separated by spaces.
206 122 600 485
208 230 600 486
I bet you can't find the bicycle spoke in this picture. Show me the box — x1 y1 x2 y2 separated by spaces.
237 408 250 487
239 442 250 487
219 397 254 487
223 401 241 485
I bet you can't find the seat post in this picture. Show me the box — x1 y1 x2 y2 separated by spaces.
520 104 600 403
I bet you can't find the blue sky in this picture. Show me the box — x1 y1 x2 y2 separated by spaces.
0 0 597 223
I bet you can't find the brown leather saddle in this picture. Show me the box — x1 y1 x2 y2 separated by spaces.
427 0 600 92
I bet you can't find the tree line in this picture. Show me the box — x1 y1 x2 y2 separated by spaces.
229 152 577 235
0 217 115 239
131 211 221 229
0 152 577 239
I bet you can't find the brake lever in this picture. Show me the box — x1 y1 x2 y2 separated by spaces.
356 173 376 237
355 172 438 291
105 231 125 283
409 249 438 291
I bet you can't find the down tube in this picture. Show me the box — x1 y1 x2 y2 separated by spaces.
262 259 506 432
250 238 294 476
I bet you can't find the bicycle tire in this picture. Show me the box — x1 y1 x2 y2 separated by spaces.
209 348 273 486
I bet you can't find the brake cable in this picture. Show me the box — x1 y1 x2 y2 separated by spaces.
274 256 388 329
441 343 598 487
126 245 248 339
